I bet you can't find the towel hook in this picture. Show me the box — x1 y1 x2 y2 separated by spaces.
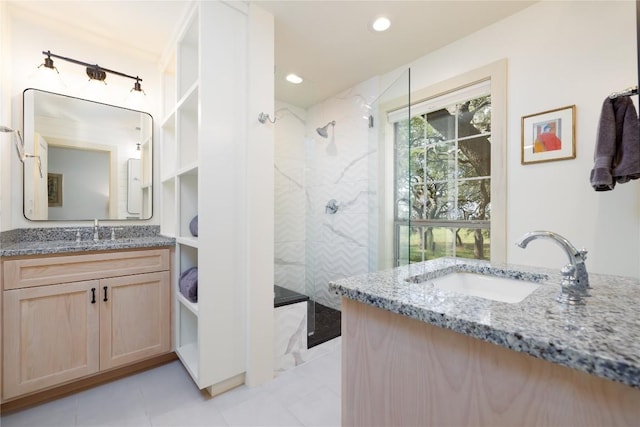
258 112 276 124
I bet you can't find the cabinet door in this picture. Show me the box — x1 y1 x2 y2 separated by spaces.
3 281 100 399
100 271 171 369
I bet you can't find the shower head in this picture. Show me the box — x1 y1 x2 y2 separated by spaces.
316 121 335 138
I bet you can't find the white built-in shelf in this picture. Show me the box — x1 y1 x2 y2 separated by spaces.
160 174 176 184
177 293 199 315
176 8 199 100
176 81 199 111
176 236 199 248
161 176 176 185
164 1 249 394
176 163 198 177
176 342 199 381
161 110 176 131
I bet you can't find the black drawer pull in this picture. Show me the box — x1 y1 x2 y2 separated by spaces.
91 288 96 304
103 286 108 302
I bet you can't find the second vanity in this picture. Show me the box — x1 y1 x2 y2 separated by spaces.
330 258 640 426
0 227 175 410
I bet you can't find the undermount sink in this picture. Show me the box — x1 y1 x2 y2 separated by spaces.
428 272 540 303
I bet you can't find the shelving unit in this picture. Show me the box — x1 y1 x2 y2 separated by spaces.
159 0 249 395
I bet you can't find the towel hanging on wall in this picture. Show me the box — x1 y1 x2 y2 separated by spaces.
589 96 640 191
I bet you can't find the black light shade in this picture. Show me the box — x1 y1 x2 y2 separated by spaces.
86 66 107 81
43 56 55 69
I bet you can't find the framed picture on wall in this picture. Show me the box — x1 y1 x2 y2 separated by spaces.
521 105 576 164
48 173 63 207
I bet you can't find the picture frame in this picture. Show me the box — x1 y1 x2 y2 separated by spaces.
48 173 63 207
521 105 576 165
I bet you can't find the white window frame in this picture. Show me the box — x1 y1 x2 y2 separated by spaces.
378 60 507 268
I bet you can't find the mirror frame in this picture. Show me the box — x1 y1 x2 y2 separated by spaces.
22 88 154 221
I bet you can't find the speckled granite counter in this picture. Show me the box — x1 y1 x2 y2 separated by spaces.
329 258 640 390
0 226 175 257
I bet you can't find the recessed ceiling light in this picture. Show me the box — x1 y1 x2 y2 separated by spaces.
372 16 391 32
286 73 303 84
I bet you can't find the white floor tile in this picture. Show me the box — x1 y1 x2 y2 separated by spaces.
0 337 342 427
209 384 263 414
286 386 340 427
75 375 147 426
293 352 341 396
150 399 228 426
0 394 78 427
263 369 323 409
137 361 209 418
220 392 304 427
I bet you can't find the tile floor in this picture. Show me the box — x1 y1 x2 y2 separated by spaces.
0 338 341 427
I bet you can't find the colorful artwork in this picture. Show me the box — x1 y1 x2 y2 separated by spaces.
521 105 575 164
533 119 562 153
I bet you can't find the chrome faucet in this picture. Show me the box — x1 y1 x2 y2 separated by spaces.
516 230 589 305
93 219 100 241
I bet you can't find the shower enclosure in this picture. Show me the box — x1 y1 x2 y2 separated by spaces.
274 69 410 349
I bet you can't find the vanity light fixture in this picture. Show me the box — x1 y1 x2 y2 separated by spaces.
39 51 59 74
372 16 391 32
131 77 146 95
285 73 303 84
39 50 145 94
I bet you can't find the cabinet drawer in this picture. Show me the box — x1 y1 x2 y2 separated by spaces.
3 249 170 290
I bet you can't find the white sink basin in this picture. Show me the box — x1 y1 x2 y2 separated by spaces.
429 272 540 303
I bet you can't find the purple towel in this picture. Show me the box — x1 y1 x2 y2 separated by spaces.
590 97 640 191
179 266 198 303
189 215 198 237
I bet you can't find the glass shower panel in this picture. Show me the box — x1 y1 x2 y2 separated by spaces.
275 68 411 349
273 87 314 352
369 69 411 267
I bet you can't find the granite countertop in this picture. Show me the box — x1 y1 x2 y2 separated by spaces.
0 226 175 257
329 257 640 390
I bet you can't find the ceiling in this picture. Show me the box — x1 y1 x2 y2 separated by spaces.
8 0 536 108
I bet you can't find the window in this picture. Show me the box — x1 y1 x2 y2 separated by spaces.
393 81 493 265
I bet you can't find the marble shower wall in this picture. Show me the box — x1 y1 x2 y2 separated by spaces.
274 78 379 310
305 78 379 310
274 102 307 295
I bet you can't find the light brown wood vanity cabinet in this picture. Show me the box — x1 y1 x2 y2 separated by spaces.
1 248 172 401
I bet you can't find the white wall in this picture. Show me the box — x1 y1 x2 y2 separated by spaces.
381 1 639 277
0 1 13 233
5 4 161 229
245 3 275 386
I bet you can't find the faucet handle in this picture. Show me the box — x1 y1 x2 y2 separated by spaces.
110 227 124 241
578 248 588 260
65 228 81 242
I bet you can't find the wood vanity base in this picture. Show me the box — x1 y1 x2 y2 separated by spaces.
1 352 177 414
343 298 640 427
